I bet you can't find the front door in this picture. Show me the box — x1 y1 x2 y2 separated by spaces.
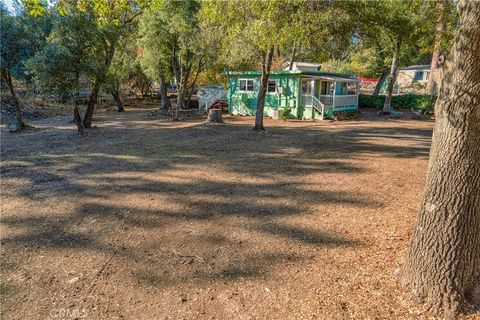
321 81 333 95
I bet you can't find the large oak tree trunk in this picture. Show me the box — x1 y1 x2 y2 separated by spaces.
254 47 274 131
426 0 446 95
382 39 401 114
373 67 388 96
2 69 27 130
402 1 480 318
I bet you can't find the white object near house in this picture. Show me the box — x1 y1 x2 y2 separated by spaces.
197 84 228 111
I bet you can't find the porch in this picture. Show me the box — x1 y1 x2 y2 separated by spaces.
300 75 360 119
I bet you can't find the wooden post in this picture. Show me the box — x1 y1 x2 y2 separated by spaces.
356 82 360 107
207 108 223 123
332 82 336 109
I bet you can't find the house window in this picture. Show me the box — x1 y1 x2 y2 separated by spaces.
346 82 357 95
414 71 429 81
239 79 254 92
301 80 313 94
267 80 277 93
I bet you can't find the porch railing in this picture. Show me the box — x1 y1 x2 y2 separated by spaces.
301 95 325 120
319 94 358 108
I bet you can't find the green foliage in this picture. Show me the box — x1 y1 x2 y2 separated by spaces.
139 0 202 107
1 2 52 81
281 106 296 120
26 11 100 97
201 0 317 70
359 94 434 111
358 94 385 109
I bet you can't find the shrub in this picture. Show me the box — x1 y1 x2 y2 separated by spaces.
358 94 384 109
281 106 296 120
359 94 435 111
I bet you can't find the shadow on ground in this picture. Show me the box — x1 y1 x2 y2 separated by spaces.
1 113 432 292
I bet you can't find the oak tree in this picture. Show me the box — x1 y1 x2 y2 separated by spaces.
402 1 480 318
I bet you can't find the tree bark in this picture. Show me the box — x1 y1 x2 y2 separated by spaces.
402 1 480 318
426 0 447 95
73 106 84 134
382 39 401 114
254 47 274 131
111 90 125 112
73 88 84 134
158 73 171 111
2 69 27 130
289 42 296 70
83 80 102 128
373 67 388 96
186 60 202 109
83 41 116 128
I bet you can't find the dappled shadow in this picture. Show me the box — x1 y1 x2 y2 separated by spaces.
258 222 359 246
0 112 433 313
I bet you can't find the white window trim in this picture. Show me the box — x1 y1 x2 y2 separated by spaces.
238 79 255 93
414 71 430 82
267 79 277 94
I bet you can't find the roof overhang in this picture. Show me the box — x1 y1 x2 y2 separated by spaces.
222 70 358 81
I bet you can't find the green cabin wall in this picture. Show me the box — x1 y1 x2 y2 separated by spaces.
228 75 301 117
226 72 358 119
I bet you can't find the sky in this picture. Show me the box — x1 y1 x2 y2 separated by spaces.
2 0 15 12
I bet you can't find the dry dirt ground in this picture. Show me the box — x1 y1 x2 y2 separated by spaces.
1 106 478 319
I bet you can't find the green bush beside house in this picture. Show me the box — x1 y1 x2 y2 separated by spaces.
358 94 434 111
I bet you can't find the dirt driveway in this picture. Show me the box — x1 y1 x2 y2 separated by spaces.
1 107 462 319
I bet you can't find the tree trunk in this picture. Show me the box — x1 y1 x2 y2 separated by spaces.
176 77 185 118
176 64 190 118
171 55 184 120
73 88 84 134
426 0 446 95
254 47 274 131
402 1 480 318
111 90 125 112
83 80 101 128
186 60 202 109
289 42 296 70
382 39 401 114
159 74 171 111
2 69 27 130
83 42 116 128
274 45 281 59
373 67 388 96
73 106 84 135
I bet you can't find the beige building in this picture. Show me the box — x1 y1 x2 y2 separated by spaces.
396 65 430 93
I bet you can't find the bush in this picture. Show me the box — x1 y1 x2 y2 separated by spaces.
359 94 435 111
281 106 296 120
358 94 384 109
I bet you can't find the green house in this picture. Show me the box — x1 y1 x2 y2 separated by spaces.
224 69 360 120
